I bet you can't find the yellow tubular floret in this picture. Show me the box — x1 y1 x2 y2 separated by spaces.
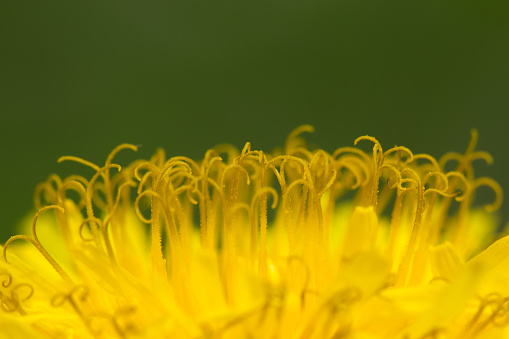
0 125 506 339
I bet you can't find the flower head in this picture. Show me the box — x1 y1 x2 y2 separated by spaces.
0 126 506 338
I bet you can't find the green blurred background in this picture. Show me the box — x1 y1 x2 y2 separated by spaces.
1 0 508 241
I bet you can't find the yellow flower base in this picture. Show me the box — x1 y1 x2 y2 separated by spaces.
0 125 506 339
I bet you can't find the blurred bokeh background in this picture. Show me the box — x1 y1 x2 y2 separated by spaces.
1 0 508 241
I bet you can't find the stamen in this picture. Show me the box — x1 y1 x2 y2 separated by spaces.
91 182 108 210
270 162 287 191
167 156 201 175
79 217 102 242
150 147 166 168
268 155 314 189
472 177 503 212
439 152 464 171
156 161 192 189
137 171 154 195
470 151 494 165
58 156 101 172
51 286 97 335
240 141 251 157
250 187 278 271
0 274 11 290
290 147 314 160
439 130 493 183
332 147 371 163
220 164 251 190
5 128 506 337
491 297 509 327
354 136 384 206
384 146 414 167
105 144 138 167
464 293 504 337
3 205 72 284
58 179 87 208
466 129 479 155
85 164 122 250
445 171 470 201
134 190 163 224
0 293 18 313
206 177 236 302
422 171 449 192
354 136 383 153
284 125 315 154
375 164 402 214
380 164 402 189
12 283 34 302
111 306 139 337
33 174 63 208
335 160 363 190
134 189 167 276
203 156 223 179
284 179 312 214
213 143 240 164
408 153 440 171
134 162 159 182
317 169 337 198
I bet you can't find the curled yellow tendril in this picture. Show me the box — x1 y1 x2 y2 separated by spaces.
285 125 315 155
3 205 72 283
0 272 12 288
472 177 503 212
3 127 506 338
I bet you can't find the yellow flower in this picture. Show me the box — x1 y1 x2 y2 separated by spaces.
0 125 506 339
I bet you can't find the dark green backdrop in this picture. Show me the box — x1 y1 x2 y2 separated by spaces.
1 0 509 241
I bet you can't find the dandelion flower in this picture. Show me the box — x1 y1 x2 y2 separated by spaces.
1 126 506 339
